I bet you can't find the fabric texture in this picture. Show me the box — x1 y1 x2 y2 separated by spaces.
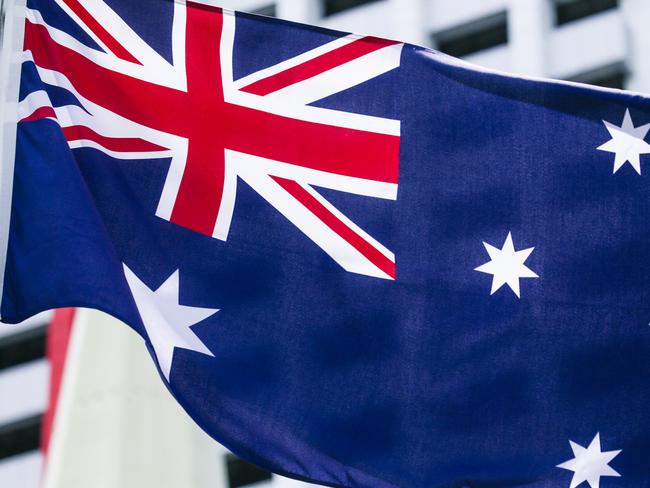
4 1 650 487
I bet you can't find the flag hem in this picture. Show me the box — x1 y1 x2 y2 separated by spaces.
0 0 27 321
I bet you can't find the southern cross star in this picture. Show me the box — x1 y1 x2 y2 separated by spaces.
123 264 219 381
597 108 650 175
557 433 622 488
474 232 538 298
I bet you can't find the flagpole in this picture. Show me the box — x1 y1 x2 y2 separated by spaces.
0 0 26 321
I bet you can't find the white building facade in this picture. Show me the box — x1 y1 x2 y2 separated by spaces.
0 312 50 488
1 1 650 487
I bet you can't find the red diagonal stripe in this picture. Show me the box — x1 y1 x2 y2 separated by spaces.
20 105 57 122
272 176 396 279
240 36 400 96
62 0 140 64
63 125 167 152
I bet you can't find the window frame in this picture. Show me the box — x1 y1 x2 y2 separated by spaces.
323 0 383 17
432 11 509 59
554 0 619 27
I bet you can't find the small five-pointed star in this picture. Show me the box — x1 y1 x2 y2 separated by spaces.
123 264 219 381
597 108 650 175
474 232 538 298
557 433 621 488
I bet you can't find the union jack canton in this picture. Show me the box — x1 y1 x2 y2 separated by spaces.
21 1 402 280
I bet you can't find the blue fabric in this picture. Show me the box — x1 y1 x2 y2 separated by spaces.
5 2 650 487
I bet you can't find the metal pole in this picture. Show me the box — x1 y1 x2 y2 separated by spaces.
0 0 6 49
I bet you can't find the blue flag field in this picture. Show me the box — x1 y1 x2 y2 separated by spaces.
1 1 650 487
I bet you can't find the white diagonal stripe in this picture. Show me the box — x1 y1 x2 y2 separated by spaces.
220 11 400 135
237 157 393 280
232 34 359 91
298 181 395 262
71 0 173 69
261 43 403 105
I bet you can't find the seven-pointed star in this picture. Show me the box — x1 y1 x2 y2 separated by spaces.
557 433 622 488
597 108 650 175
474 232 538 298
123 264 219 381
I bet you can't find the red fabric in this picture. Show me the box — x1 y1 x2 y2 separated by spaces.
20 106 56 123
41 308 76 454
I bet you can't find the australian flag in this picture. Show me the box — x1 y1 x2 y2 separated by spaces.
2 1 650 487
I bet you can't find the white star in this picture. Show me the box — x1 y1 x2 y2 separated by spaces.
597 108 650 175
557 433 622 488
474 232 538 298
123 264 219 381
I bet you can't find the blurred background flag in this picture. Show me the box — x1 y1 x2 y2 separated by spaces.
1 1 650 487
